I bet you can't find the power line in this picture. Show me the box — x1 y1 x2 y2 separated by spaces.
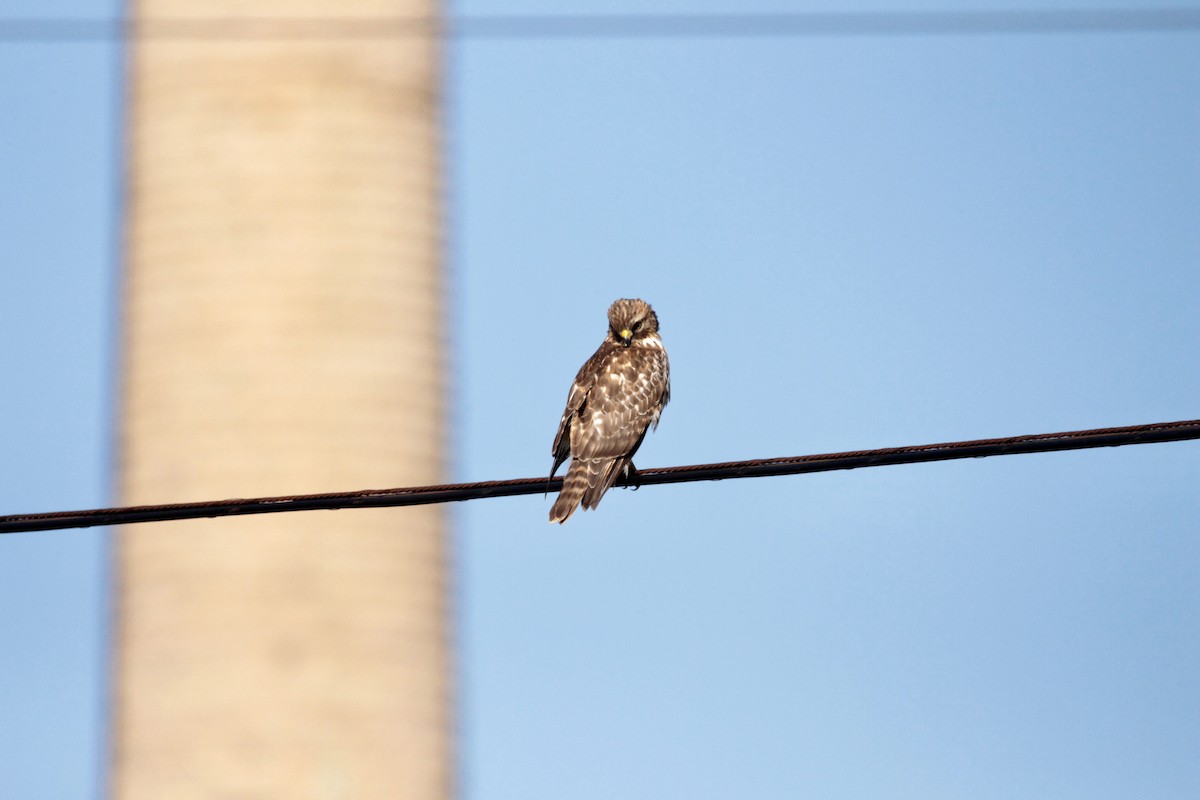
2 418 1196 534
1 9 1199 42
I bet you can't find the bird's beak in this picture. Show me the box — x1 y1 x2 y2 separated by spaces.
619 329 633 346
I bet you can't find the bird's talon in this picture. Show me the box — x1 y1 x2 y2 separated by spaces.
625 463 642 490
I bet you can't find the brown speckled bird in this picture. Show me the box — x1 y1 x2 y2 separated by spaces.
549 298 671 523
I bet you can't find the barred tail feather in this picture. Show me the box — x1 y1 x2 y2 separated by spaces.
549 459 601 523
581 457 627 511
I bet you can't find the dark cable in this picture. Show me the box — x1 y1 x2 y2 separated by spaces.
1 419 1196 534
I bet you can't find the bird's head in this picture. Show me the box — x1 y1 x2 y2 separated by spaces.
607 298 659 347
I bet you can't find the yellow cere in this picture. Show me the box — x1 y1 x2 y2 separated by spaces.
619 329 633 339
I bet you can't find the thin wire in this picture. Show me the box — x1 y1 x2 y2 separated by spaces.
1 419 1196 534
1 9 1199 42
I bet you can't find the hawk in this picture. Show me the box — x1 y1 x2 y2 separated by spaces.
548 298 671 523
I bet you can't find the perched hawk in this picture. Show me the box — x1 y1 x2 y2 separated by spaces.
548 298 671 523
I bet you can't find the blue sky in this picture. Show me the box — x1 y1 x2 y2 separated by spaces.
2 1 1198 798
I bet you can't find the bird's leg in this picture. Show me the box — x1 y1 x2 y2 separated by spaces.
623 461 641 491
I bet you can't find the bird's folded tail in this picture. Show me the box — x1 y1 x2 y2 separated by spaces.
549 459 596 523
549 457 627 524
582 458 627 511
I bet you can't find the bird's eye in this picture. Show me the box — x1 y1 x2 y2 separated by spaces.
632 320 643 332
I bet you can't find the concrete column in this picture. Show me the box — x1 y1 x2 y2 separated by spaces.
113 2 449 797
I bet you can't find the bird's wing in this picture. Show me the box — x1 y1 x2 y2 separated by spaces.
550 343 611 478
